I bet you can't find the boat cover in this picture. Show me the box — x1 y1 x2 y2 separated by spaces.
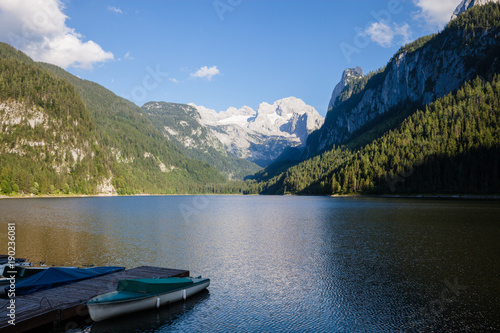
117 278 193 294
11 266 48 278
9 266 125 296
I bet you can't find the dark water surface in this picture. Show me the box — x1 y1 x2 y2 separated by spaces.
0 196 499 332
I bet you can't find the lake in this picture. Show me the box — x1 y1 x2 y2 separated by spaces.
0 196 499 332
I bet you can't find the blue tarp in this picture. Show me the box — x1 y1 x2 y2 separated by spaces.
9 266 125 296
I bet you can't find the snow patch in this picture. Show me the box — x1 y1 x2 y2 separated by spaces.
190 97 324 164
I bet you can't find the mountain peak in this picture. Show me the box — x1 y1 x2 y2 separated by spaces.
190 97 324 166
451 0 500 19
257 97 314 117
328 67 364 111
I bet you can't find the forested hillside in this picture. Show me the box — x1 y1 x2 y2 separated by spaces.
305 3 500 156
249 4 500 195
39 62 225 194
1 4 499 197
141 101 261 180
253 75 500 195
0 45 104 195
0 43 225 196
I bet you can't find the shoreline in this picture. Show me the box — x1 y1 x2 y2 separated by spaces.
331 194 500 200
1 193 500 200
0 193 246 199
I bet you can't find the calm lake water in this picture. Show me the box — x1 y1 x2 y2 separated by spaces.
1 196 499 332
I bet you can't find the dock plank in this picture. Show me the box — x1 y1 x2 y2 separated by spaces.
0 266 189 332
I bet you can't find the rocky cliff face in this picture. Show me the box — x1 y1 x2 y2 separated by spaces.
308 17 500 154
142 101 261 180
451 0 500 19
142 102 225 153
0 100 91 173
191 97 324 166
327 67 364 112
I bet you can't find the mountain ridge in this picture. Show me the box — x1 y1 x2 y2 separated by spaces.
190 97 324 166
451 0 500 19
306 3 500 157
1 3 499 197
249 3 500 195
327 67 364 112
0 42 227 196
141 101 261 180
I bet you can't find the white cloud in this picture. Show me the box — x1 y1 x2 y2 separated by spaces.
412 0 459 28
108 6 123 14
169 78 179 83
364 22 412 48
190 66 221 81
124 51 134 60
0 0 113 69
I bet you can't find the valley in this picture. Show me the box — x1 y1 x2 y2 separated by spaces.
0 2 499 197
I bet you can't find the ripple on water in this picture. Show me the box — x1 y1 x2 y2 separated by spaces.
1 196 498 332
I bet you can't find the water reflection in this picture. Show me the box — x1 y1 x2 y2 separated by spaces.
0 196 498 332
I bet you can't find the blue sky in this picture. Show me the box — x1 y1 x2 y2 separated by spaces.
0 0 461 116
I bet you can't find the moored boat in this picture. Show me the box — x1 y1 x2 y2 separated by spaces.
0 265 83 296
87 276 210 322
0 263 45 296
2 266 125 297
0 256 31 276
0 255 28 265
4 265 50 278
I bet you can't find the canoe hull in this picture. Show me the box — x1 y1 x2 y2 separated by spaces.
88 279 210 322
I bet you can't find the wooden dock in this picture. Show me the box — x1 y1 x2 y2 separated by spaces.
0 266 189 332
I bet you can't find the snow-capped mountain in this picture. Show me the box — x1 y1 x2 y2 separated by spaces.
141 101 261 180
451 0 500 19
190 97 324 166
